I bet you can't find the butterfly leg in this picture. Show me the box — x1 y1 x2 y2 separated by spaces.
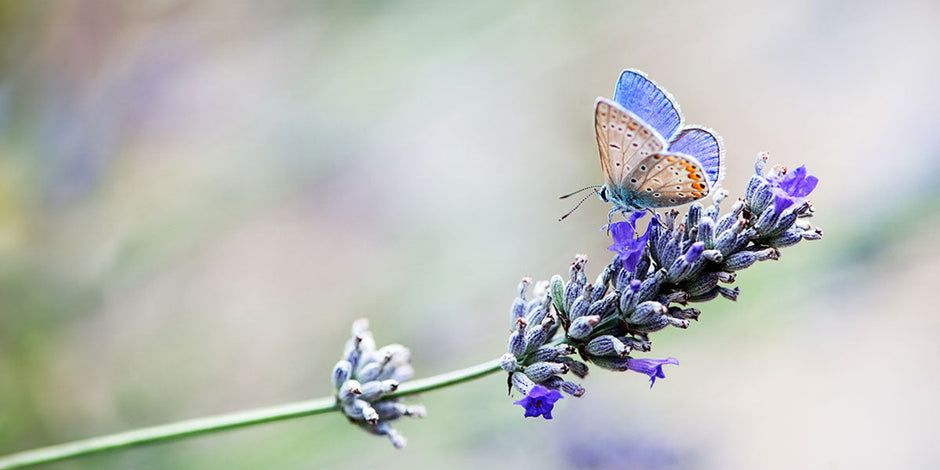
605 208 620 233
645 208 665 228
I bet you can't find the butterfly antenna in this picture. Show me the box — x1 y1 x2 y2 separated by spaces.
559 190 599 221
559 185 601 199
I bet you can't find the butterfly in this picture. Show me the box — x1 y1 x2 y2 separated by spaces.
562 70 725 222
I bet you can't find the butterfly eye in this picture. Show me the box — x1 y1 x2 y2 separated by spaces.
599 186 608 201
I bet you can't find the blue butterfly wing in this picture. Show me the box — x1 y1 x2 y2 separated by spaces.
668 127 725 188
613 70 683 141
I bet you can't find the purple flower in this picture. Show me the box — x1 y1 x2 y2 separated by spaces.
627 357 679 388
607 212 651 272
683 241 704 263
514 384 564 419
768 165 818 214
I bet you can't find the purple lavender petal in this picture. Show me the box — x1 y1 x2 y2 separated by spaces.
626 357 679 388
514 385 563 419
773 193 796 214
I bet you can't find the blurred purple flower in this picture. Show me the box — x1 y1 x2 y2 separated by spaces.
514 384 563 419
627 357 679 388
769 165 818 213
607 212 650 272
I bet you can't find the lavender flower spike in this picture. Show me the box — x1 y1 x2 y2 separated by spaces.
769 165 818 214
514 385 564 419
627 357 680 388
607 212 650 272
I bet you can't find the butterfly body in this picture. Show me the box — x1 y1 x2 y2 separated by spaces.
594 70 724 218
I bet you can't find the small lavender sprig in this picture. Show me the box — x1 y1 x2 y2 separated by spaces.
332 319 425 448
503 155 822 415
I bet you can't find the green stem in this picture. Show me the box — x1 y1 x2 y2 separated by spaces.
0 358 503 469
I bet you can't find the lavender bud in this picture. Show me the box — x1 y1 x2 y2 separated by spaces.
697 217 715 247
517 276 531 298
550 275 566 314
702 249 723 263
684 241 705 263
765 209 798 237
802 227 823 241
376 344 411 367
659 237 680 270
615 264 633 291
525 306 548 327
511 371 536 395
619 279 642 313
718 286 740 301
667 256 692 282
527 344 565 363
557 356 590 378
629 302 687 330
524 362 569 382
571 254 589 284
723 251 757 271
689 287 720 302
500 353 519 372
745 174 765 201
731 233 751 253
648 216 662 246
750 182 773 214
797 202 815 218
755 152 769 173
332 360 352 389
359 380 399 401
357 362 383 383
715 201 744 234
685 272 719 296
586 292 619 319
523 324 549 354
586 335 631 357
633 247 651 278
568 315 601 339
564 277 582 312
628 301 668 327
588 355 631 372
337 380 362 403
687 202 703 228
661 290 689 305
754 206 780 234
669 306 701 320
621 336 651 352
569 295 590 321
559 380 586 397
768 229 803 247
714 228 738 255
344 399 379 424
508 325 527 357
637 270 665 302
590 282 608 303
510 297 526 323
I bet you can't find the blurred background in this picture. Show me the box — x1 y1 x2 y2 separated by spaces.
1 1 938 469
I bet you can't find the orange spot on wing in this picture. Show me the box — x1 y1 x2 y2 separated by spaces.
692 182 705 190
628 123 638 131
689 173 701 181
666 156 676 162
693 191 703 198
